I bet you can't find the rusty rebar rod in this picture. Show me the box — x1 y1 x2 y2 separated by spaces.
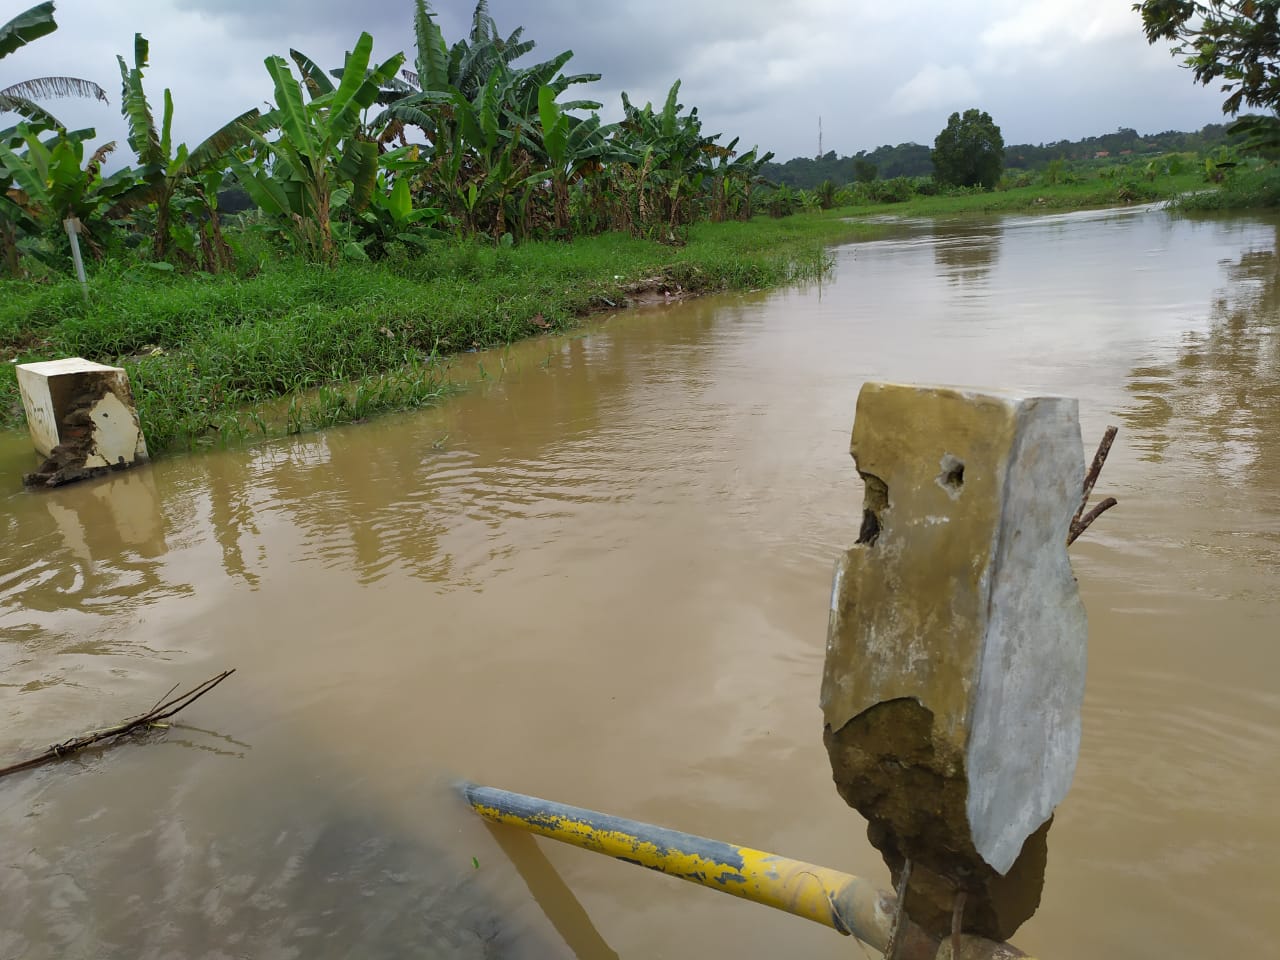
1069 425 1119 545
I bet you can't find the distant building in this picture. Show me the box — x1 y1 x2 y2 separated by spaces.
1094 151 1110 159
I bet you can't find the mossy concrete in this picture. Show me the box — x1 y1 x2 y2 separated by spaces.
820 382 1087 940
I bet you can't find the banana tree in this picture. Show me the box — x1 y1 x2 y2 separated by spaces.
234 32 403 262
191 167 240 272
0 122 92 273
443 0 535 101
372 0 529 118
380 1 604 237
610 80 723 240
383 64 532 239
0 2 107 128
0 149 36 274
734 147 774 220
0 124 138 270
346 146 443 258
365 1 455 151
707 141 773 221
1228 113 1280 159
532 84 618 236
113 33 259 266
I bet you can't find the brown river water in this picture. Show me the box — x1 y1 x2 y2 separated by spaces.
2 205 1278 959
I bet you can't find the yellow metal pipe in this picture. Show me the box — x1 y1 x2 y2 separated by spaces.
462 783 1031 959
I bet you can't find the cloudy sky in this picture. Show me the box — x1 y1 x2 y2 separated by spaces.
12 0 1227 161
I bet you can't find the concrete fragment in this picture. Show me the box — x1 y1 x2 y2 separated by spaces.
17 358 148 488
820 382 1087 941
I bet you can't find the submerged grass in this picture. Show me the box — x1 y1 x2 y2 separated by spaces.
1 217 868 454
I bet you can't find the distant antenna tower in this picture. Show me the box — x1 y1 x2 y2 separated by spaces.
818 116 823 158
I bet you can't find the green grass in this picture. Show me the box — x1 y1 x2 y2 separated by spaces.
1168 164 1280 211
830 171 1205 218
0 216 872 454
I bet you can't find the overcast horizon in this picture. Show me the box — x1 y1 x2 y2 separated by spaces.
9 0 1230 163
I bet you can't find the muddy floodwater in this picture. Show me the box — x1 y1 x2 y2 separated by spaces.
3 205 1279 959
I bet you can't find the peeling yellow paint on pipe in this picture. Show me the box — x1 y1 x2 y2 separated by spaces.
462 783 1032 959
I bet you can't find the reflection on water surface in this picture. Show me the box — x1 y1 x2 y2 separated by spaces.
2 206 1278 959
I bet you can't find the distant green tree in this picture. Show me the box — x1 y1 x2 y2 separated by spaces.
862 142 932 178
853 157 877 182
932 108 1004 189
1136 1 1280 153
1136 1 1280 115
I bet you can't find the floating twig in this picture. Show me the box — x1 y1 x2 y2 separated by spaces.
0 669 236 778
148 680 181 714
1068 425 1119 546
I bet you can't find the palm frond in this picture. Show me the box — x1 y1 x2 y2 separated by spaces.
107 178 164 217
116 54 160 164
413 0 450 92
519 50 573 91
380 75 416 95
501 38 535 63
553 71 601 92
86 140 115 177
0 92 60 127
470 0 493 44
187 107 261 173
385 100 448 134
0 76 107 103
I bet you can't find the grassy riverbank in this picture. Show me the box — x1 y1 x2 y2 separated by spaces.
1168 165 1280 211
1 216 872 454
835 170 1204 217
2 167 1257 459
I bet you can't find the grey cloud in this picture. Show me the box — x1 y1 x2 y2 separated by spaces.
171 0 409 44
23 0 1231 169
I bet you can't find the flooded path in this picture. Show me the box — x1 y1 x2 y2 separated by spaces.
2 205 1278 959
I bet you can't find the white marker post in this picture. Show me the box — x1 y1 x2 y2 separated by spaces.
63 217 88 304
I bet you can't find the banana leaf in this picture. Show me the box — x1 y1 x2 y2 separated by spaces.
412 0 450 92
0 3 56 60
263 55 316 165
289 49 335 100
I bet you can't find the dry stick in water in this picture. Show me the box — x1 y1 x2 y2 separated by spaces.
1068 425 1119 546
0 670 236 778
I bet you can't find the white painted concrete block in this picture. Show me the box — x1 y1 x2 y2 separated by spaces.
16 358 148 476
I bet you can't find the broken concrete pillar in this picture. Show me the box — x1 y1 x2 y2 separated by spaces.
17 358 148 488
820 382 1087 942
